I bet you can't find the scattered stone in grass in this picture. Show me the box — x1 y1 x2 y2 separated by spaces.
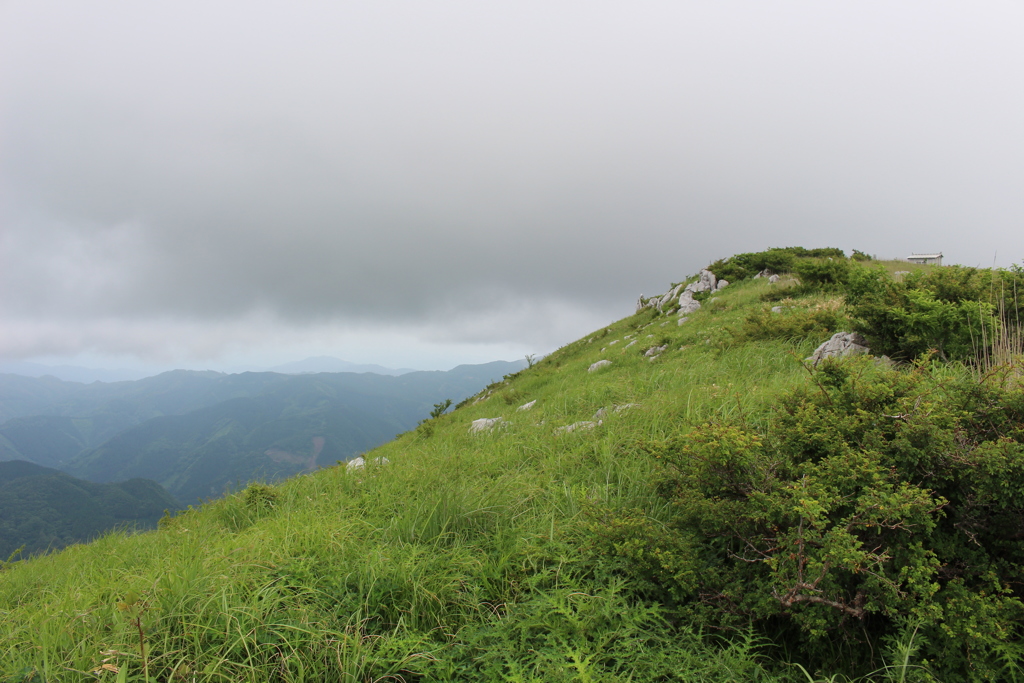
517 400 537 411
609 340 619 345
614 403 640 413
678 316 689 326
347 456 390 471
554 420 602 435
768 274 780 283
771 306 784 313
645 344 668 357
716 279 729 290
588 360 612 373
625 340 637 349
469 417 505 433
593 407 607 420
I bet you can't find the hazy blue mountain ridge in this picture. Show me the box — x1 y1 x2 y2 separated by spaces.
0 360 527 505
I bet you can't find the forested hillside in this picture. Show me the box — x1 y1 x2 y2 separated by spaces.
0 460 178 558
1 250 1022 682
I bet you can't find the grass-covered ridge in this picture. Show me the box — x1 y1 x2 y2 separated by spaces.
2 250 1023 682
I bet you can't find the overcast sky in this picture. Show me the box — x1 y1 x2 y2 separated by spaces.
2 1 1023 373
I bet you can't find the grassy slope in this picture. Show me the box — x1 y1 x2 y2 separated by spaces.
0 278 867 681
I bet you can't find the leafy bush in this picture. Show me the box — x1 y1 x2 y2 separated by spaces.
791 257 851 290
733 302 847 343
592 359 1024 680
708 247 848 282
845 265 1000 362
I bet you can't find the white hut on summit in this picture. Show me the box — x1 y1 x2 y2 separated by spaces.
906 252 943 266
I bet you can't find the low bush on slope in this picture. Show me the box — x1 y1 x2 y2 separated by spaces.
1 253 1023 682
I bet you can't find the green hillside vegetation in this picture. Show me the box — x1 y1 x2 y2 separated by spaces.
1 250 1023 681
0 461 179 559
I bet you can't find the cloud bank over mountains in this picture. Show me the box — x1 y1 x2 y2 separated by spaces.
2 1 1023 369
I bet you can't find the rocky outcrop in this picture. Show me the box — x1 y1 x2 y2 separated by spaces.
517 400 536 412
588 360 612 373
636 269 720 318
807 332 870 366
685 269 717 294
768 274 780 283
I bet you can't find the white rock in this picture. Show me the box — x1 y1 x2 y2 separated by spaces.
806 332 870 366
771 306 784 313
469 417 504 434
517 400 537 412
645 344 669 357
593 407 607 420
614 403 640 413
716 279 729 290
688 269 718 293
624 340 637 349
678 300 702 314
588 360 612 373
554 420 602 435
768 274 780 283
347 456 390 471
656 284 684 311
678 316 689 326
609 339 619 345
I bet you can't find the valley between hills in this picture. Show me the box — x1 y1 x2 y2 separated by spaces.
1 247 1023 682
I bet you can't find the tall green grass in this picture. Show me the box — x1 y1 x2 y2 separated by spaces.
0 278 860 682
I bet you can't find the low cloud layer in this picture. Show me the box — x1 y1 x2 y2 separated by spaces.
2 1 1023 369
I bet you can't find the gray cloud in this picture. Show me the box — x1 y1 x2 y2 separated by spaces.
2 1 1023 366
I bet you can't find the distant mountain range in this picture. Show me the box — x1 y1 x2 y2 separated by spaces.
0 360 526 507
0 356 420 384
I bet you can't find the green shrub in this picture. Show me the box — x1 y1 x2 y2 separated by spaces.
734 302 847 343
708 247 848 282
592 360 1024 680
845 265 1000 362
792 257 851 290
